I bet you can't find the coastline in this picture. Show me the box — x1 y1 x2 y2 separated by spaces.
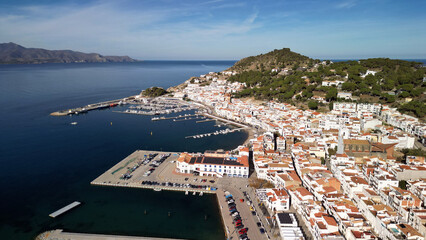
242 127 255 146
43 68 253 240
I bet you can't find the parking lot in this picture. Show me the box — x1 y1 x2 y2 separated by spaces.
91 150 218 193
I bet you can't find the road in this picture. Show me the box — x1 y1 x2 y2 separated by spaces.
218 177 274 240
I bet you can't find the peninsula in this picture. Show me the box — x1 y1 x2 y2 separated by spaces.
0 42 138 64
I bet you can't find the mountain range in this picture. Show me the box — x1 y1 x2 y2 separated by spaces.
0 42 137 64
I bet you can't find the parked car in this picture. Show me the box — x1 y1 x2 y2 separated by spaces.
231 212 239 217
259 228 265 234
251 211 256 216
239 234 248 240
256 222 261 227
238 228 248 235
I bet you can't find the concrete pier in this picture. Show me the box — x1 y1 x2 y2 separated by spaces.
50 96 135 116
37 229 186 240
49 201 81 218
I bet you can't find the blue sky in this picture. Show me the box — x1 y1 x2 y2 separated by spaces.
0 0 425 60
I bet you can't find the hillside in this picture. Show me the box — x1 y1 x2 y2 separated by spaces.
225 48 426 119
228 48 313 72
0 42 137 64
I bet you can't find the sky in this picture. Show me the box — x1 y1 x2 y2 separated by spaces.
0 0 425 60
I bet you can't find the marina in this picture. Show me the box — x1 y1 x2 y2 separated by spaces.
49 201 81 218
50 95 199 117
120 97 199 116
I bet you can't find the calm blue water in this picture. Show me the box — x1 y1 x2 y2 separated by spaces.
0 61 246 240
331 59 426 65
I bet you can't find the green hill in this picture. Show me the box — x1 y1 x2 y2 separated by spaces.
228 48 313 72
226 48 426 119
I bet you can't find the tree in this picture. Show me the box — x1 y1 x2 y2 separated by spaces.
325 87 338 101
342 82 357 92
399 180 407 190
399 91 410 98
385 94 396 103
142 87 168 97
302 90 313 99
398 101 426 118
308 101 318 110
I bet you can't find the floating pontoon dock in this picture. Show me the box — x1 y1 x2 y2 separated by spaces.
49 201 81 218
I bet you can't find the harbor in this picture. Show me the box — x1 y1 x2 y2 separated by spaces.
118 97 199 116
91 150 217 194
50 95 198 117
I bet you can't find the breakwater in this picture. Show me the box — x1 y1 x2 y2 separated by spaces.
50 96 135 116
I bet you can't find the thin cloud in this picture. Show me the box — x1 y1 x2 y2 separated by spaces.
336 0 357 9
0 1 261 58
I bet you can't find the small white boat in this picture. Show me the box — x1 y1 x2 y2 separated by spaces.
71 122 78 125
153 188 162 192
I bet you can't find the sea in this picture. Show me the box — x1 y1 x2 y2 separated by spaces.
0 61 246 240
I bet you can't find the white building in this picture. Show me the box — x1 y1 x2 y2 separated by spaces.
176 151 249 178
337 92 353 100
275 212 305 240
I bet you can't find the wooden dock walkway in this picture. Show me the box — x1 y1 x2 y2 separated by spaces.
195 119 215 123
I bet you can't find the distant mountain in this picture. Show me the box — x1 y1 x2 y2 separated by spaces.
0 42 138 64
